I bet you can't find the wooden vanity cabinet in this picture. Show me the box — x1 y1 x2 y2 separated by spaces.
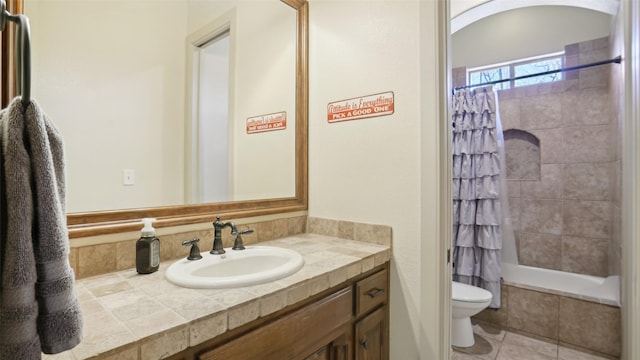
353 268 388 360
354 307 386 360
170 263 389 360
199 287 353 360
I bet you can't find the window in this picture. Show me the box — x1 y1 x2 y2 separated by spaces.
467 52 564 90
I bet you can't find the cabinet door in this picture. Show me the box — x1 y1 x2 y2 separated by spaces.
304 346 330 360
303 332 350 360
198 287 352 360
354 307 386 360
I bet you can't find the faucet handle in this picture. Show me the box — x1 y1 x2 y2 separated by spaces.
232 229 253 251
182 238 203 260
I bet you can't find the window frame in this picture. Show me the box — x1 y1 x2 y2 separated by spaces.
467 51 565 90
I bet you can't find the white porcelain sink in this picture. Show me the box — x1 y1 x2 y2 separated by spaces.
165 246 305 289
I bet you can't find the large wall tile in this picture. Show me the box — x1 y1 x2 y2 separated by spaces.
506 180 521 197
504 130 541 180
287 216 307 235
612 160 622 205
565 43 579 56
563 200 611 239
507 197 521 232
473 283 509 327
563 163 612 201
507 287 559 339
520 199 562 235
578 67 610 90
561 236 608 277
519 232 562 271
257 218 289 241
78 243 117 278
534 80 569 96
578 37 607 54
307 217 339 237
562 125 612 163
578 48 610 67
559 297 621 357
116 240 136 271
498 98 521 131
354 222 392 246
610 204 622 276
521 164 562 199
69 247 78 277
562 88 610 125
520 94 562 130
529 129 563 164
452 67 467 88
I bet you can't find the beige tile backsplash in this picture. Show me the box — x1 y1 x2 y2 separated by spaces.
70 215 392 280
308 217 393 247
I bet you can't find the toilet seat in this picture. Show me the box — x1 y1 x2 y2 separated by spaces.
452 281 492 303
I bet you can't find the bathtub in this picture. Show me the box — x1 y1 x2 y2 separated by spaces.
501 262 621 307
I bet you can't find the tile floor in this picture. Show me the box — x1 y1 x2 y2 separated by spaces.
452 322 615 360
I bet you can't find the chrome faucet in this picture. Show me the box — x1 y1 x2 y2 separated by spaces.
211 216 237 254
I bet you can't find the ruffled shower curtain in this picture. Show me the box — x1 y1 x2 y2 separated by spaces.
452 87 504 308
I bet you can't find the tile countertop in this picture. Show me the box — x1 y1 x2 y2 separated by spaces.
43 234 391 360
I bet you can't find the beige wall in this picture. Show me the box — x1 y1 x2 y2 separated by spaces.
29 0 297 212
308 0 446 358
452 6 612 68
28 0 188 213
186 2 297 201
32 1 640 359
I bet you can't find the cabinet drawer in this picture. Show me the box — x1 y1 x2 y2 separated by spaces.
355 269 388 317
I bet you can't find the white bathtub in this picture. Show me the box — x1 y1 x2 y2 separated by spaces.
501 262 621 307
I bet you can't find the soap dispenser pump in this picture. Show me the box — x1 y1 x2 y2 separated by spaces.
136 218 160 274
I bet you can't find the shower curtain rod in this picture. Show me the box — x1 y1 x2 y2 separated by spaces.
453 55 622 92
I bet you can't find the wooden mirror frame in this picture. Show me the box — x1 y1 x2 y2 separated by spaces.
2 0 308 238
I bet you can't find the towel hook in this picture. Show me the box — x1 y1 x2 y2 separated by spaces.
0 0 31 107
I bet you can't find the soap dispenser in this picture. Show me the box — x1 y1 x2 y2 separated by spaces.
136 218 160 274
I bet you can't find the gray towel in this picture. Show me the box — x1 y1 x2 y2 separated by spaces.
0 97 82 359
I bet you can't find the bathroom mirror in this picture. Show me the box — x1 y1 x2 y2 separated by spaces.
5 0 308 237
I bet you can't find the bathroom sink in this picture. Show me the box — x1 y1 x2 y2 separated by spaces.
165 246 305 289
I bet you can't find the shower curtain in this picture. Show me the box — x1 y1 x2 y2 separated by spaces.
452 87 504 308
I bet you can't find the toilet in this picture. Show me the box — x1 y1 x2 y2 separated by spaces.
451 281 493 347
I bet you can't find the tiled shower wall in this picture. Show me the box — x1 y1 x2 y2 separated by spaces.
454 37 618 277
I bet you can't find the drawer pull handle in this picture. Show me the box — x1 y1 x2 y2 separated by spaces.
366 288 385 298
360 339 369 349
